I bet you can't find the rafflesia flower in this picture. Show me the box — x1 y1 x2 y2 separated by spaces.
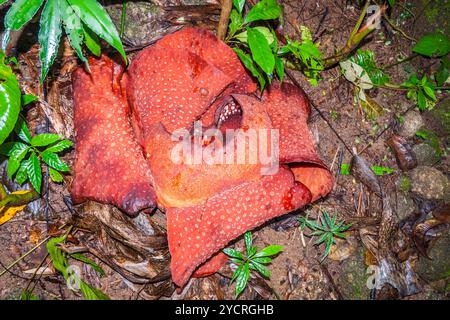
71 28 333 288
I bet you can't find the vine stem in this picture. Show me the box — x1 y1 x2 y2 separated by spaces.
217 0 233 40
120 1 127 38
323 1 385 68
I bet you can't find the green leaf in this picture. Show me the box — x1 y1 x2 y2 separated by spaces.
14 117 32 143
235 261 250 297
235 26 275 45
15 161 28 184
79 281 110 300
4 0 44 31
223 248 244 260
275 56 284 81
417 90 426 110
25 152 42 192
340 163 350 175
38 0 62 81
22 94 38 106
244 0 282 24
41 151 70 172
349 50 389 86
30 133 61 147
244 231 252 253
247 27 275 75
252 256 272 264
44 139 73 153
70 253 105 276
250 260 270 278
67 0 127 63
0 51 21 145
388 0 396 7
83 24 101 57
370 166 395 176
19 290 40 300
60 0 88 65
436 57 449 86
48 167 63 183
6 142 29 177
46 235 68 274
229 9 244 37
233 47 266 89
413 33 450 57
233 0 246 13
423 85 436 101
254 245 283 258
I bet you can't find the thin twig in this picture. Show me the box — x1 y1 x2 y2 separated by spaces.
0 236 51 278
286 70 353 154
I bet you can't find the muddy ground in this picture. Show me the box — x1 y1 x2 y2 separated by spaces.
0 0 449 300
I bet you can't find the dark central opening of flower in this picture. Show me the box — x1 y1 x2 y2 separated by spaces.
215 97 243 133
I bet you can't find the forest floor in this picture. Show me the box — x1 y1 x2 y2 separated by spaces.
0 0 449 300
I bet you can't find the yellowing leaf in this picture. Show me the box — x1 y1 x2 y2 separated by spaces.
0 190 30 225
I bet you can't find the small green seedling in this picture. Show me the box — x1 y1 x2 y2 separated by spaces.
223 231 283 298
298 210 351 261
46 235 109 300
0 119 72 193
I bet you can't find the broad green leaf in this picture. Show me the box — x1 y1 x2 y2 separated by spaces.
423 86 436 101
388 0 396 7
340 163 350 175
0 51 21 145
44 139 73 153
38 0 62 81
233 0 246 13
244 0 282 24
370 166 395 176
22 94 38 106
6 142 29 177
70 253 105 276
349 50 389 85
250 260 270 278
252 256 272 264
0 0 8 5
25 152 42 192
235 261 250 297
413 33 450 57
60 0 87 65
229 9 243 37
247 27 275 75
436 57 450 86
41 151 70 172
48 167 63 183
233 47 266 89
254 245 283 258
275 56 284 81
417 90 426 110
235 26 275 45
46 235 68 274
14 117 31 143
19 290 40 300
230 263 244 284
79 281 110 300
15 161 28 184
30 133 60 147
244 231 252 253
67 0 127 63
223 248 244 260
83 24 101 57
4 0 44 31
